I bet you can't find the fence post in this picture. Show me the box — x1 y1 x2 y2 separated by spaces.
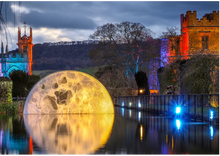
194 95 197 121
146 96 148 110
167 95 171 114
164 95 165 114
153 95 155 113
209 94 211 123
157 95 159 113
201 94 203 122
218 94 220 127
188 95 190 117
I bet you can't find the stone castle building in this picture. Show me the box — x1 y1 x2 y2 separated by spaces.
167 10 219 63
0 24 33 77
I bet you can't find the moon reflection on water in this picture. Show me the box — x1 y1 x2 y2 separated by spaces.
24 114 114 154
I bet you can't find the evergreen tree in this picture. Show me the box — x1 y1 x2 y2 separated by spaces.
134 71 150 95
9 70 29 97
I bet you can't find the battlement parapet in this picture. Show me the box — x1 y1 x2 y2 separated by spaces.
181 11 219 27
0 53 28 62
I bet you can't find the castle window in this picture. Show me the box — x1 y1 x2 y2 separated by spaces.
176 40 180 55
202 36 208 50
23 46 27 53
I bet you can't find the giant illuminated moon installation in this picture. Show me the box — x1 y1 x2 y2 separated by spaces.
24 114 114 154
24 71 114 114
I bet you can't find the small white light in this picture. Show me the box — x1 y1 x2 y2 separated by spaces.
138 112 141 120
210 111 213 119
138 103 141 108
129 110 132 117
176 107 181 114
122 102 124 106
176 119 181 129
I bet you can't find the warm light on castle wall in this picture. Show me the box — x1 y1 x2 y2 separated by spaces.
167 11 218 64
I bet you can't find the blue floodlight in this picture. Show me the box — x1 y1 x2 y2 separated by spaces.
210 126 213 140
210 111 214 120
176 119 181 129
176 107 181 114
122 102 124 107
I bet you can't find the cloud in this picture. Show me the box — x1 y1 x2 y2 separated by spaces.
6 26 95 50
8 2 97 30
1 1 218 51
11 4 44 14
24 11 97 30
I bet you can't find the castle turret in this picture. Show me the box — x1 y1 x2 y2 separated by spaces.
18 27 21 40
30 27 32 37
1 42 3 62
5 44 8 55
17 22 34 75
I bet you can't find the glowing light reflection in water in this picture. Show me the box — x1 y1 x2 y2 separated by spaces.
24 114 114 154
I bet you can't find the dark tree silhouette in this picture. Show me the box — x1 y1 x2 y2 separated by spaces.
134 71 150 95
9 70 29 97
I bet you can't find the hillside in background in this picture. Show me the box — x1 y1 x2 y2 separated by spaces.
32 43 96 70
32 66 100 78
31 43 96 70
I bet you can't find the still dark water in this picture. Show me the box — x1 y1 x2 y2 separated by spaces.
0 107 219 154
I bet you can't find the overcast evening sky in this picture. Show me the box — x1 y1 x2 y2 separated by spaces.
1 1 219 51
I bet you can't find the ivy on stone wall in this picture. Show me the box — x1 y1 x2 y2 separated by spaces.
0 80 13 103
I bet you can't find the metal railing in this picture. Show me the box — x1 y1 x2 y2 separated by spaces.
0 97 26 101
13 97 26 101
114 94 219 123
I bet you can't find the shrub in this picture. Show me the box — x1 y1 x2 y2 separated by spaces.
9 70 29 97
0 79 13 103
0 102 19 114
27 74 41 91
9 70 40 97
134 71 150 95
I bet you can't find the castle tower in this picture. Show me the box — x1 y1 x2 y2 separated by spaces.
167 11 219 63
17 22 34 75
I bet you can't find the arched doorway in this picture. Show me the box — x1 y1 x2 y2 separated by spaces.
7 65 20 77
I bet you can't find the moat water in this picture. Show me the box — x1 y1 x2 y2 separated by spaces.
0 107 218 154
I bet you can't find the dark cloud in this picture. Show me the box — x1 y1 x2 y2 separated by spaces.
23 11 97 29
4 1 219 31
1 1 219 50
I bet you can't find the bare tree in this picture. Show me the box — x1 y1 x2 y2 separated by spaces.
160 26 179 38
89 21 159 77
95 65 136 97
